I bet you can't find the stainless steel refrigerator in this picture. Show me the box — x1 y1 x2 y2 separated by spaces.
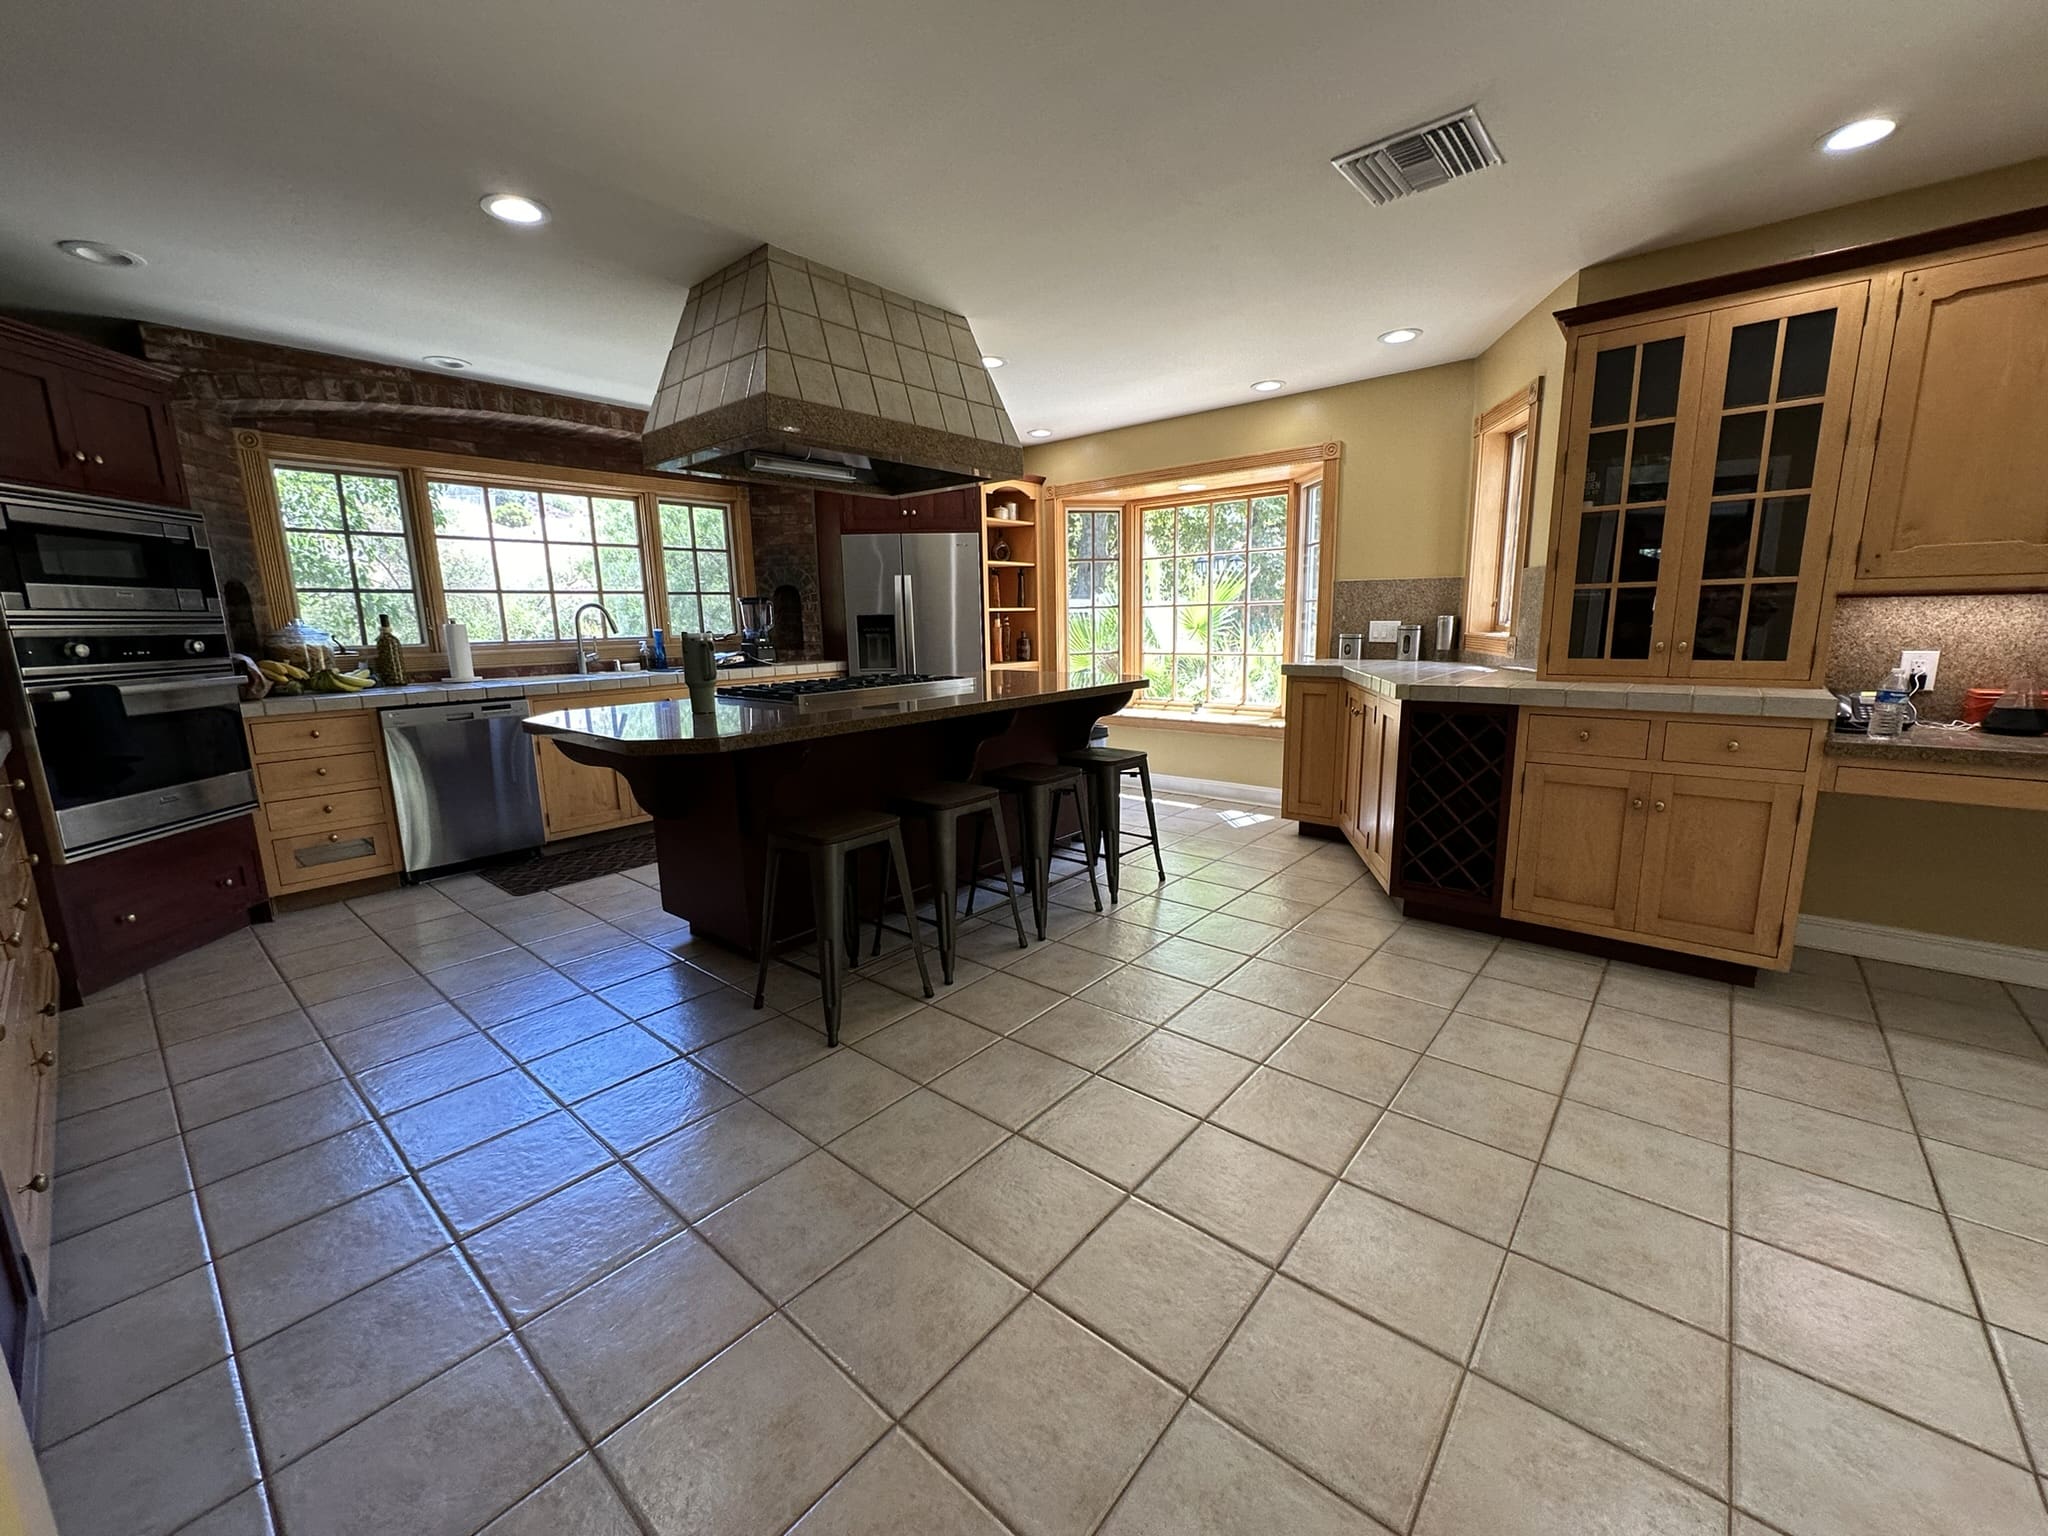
842 532 984 677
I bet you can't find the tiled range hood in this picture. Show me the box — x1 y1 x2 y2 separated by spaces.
644 244 1023 494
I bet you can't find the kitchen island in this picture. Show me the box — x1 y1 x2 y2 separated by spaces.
524 672 1146 949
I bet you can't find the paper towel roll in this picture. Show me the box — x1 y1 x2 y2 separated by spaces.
441 620 477 682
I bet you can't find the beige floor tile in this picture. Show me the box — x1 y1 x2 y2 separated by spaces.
849 1007 1000 1081
601 1317 887 1536
525 1024 676 1103
1596 965 1732 1028
788 1430 1007 1535
239 1249 503 1469
1268 1021 1417 1105
1160 876 1239 911
1164 989 1301 1060
1991 1327 2048 1462
1100 1402 1392 1536
1181 910 1290 956
1042 1202 1265 1387
790 1215 1021 1414
1061 917 1168 964
1100 893 1206 935
1351 949 1474 1009
55 1087 182 1176
1513 1169 1728 1334
1954 1220 2048 1342
319 976 461 1036
1926 1138 2048 1243
789 978 926 1043
273 1339 578 1536
1454 975 1591 1042
156 983 301 1046
38 1360 259 1536
1311 982 1447 1050
50 1138 194 1245
173 1043 345 1131
1734 996 1889 1070
418 1114 610 1236
1214 956 1341 1018
1735 1238 2022 1459
1904 1078 2048 1169
1221 890 1319 928
1024 1077 1196 1187
1734 1155 1971 1309
1010 999 1151 1070
198 1123 407 1255
1735 1039 1910 1129
1198 1276 1460 1529
1568 1049 1729 1145
1751 967 1876 1023
1076 963 1206 1025
489 994 633 1064
184 1080 372 1184
923 1137 1121 1284
1258 928 1383 981
1005 940 1121 995
1475 1255 1728 1491
1585 1005 1730 1082
1733 1351 2048 1536
828 1089 1007 1204
693 1016 836 1092
936 970 1067 1033
1414 1375 1725 1536
1211 1067 1378 1174
1139 1125 1331 1263
573 1056 742 1154
178 1486 275 1536
1733 1088 1937 1206
1479 943 1605 1002
1544 1100 1729 1224
477 1456 637 1536
696 1152 904 1303
1344 1112 1535 1245
1285 1183 1504 1357
383 1071 560 1168
161 1013 317 1085
754 1050 918 1142
359 1033 516 1113
1104 1029 1256 1114
639 985 768 1054
929 1039 1086 1129
1427 1013 1577 1093
1390 1056 1555 1157
37 1266 231 1447
1137 934 1264 985
59 1051 171 1121
465 1163 681 1321
1875 990 2044 1058
327 1004 478 1076
1890 1033 2048 1110
1381 922 1498 973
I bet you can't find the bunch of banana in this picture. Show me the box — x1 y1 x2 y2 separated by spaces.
257 659 309 683
310 667 376 693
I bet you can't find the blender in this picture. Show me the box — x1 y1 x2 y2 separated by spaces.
736 595 776 664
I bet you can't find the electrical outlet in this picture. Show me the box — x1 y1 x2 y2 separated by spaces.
1900 649 1940 694
1367 619 1400 643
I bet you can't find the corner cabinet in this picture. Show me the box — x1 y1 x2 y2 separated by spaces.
1543 283 1867 683
1281 677 1344 823
1280 676 1399 889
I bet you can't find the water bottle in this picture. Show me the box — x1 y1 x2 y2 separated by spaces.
1868 666 1909 741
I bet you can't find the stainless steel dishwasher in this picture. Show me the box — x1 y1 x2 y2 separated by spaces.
382 698 545 874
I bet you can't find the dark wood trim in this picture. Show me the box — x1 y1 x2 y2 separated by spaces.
0 314 181 388
1555 202 2048 330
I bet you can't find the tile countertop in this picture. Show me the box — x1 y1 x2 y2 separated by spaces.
1824 723 2048 772
240 661 847 717
1281 659 1837 720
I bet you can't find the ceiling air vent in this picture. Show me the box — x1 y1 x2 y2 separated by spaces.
1332 107 1503 206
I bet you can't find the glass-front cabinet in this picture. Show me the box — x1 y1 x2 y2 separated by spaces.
1543 282 1867 683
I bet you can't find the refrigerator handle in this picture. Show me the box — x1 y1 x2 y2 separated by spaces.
901 572 919 673
893 574 912 674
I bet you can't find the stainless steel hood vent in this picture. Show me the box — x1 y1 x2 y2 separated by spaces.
643 245 1023 494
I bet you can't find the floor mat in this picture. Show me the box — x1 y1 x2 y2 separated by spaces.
476 830 658 896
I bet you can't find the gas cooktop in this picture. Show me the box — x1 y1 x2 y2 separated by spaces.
721 672 977 712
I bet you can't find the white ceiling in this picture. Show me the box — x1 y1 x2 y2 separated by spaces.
4 0 2045 440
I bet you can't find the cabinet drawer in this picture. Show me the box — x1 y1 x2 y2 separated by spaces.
256 749 385 799
1525 713 1651 761
1661 720 1811 773
248 711 380 760
261 786 387 835
271 821 400 890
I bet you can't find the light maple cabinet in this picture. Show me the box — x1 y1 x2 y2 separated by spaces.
1280 677 1344 824
1544 283 1867 682
534 687 670 840
1280 676 1399 892
1509 762 1647 931
247 712 402 894
1852 240 2048 589
1634 773 1804 955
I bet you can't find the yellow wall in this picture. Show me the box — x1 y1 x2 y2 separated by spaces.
1103 723 1283 791
1470 276 1578 559
1023 361 1477 582
1802 796 2048 950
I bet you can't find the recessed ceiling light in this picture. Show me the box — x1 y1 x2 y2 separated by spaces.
1178 482 1207 492
1378 328 1423 345
56 239 144 268
1250 379 1285 392
481 193 550 226
981 356 1006 369
422 355 470 370
1027 428 1052 439
1820 117 1896 154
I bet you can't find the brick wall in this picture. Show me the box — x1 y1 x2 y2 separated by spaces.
745 484 824 660
136 326 820 655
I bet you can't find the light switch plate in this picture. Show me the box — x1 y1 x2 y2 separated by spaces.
1367 620 1400 643
1900 649 1940 693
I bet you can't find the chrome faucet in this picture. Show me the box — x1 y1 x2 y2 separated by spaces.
573 602 616 674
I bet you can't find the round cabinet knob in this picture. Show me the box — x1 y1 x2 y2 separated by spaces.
1576 730 1590 743
1653 800 1668 812
72 449 86 461
328 833 340 842
43 941 58 954
1726 739 1741 752
221 877 235 888
1676 640 1691 653
1654 640 1667 653
309 729 322 739
24 1173 49 1194
118 912 137 924
1631 797 1645 810
92 455 105 466
315 766 330 776
7 779 21 790
25 853 37 867
1 808 15 822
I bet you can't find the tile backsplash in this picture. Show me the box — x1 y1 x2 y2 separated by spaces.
1826 593 2048 719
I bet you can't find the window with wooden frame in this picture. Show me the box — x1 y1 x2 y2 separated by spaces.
1463 380 1542 655
1048 445 1340 720
238 432 750 658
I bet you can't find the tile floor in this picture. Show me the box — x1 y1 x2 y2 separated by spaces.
32 789 2048 1536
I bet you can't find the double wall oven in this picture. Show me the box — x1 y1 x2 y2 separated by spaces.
0 485 254 860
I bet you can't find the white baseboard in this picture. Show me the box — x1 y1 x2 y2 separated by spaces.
1148 774 1283 807
1794 914 2048 991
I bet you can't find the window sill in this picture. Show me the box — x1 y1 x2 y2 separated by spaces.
1463 631 1514 657
1113 706 1284 739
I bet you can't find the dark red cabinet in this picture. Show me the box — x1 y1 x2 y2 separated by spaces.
0 318 186 506
825 487 981 534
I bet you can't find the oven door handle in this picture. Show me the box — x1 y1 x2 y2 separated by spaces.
3 504 196 541
32 674 244 718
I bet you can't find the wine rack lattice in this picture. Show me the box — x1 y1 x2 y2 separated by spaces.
1395 705 1516 911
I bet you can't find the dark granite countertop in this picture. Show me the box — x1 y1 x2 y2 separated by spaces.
523 673 1147 756
1826 726 2048 773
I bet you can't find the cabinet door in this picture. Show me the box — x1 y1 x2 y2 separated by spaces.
1508 763 1646 931
0 350 83 490
1636 772 1802 958
1670 284 1866 679
68 375 185 504
917 488 979 532
1339 687 1369 840
1857 243 2048 587
838 494 908 534
1371 697 1403 871
1280 677 1344 824
1546 316 1709 676
536 738 629 839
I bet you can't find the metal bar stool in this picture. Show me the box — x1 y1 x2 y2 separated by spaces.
1058 745 1166 903
969 763 1101 940
753 808 931 1045
886 782 1029 984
